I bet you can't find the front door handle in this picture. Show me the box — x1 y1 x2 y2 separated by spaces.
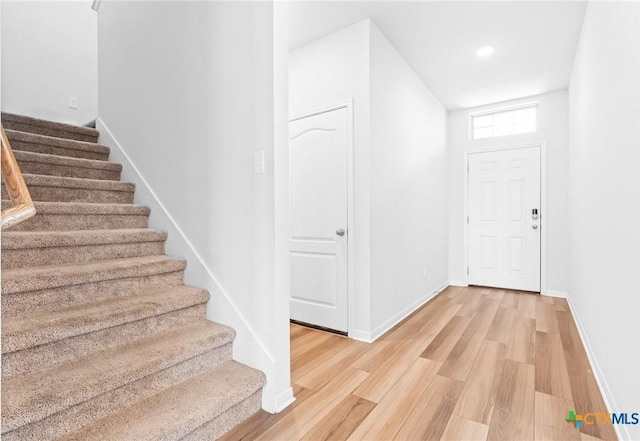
336 228 345 236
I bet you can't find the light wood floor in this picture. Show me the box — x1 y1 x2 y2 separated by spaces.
220 286 617 441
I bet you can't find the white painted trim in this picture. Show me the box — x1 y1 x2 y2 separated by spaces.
464 142 548 293
273 387 295 414
463 154 469 285
349 329 372 344
433 283 449 295
352 282 448 343
97 118 274 362
566 295 628 441
288 100 356 338
469 100 540 118
345 101 356 341
467 102 540 141
289 99 352 122
540 144 548 294
449 280 469 287
541 290 567 299
96 118 285 412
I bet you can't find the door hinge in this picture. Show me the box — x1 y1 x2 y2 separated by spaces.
467 267 469 275
467 216 469 224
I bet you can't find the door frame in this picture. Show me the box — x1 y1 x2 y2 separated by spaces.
463 142 547 293
288 99 355 336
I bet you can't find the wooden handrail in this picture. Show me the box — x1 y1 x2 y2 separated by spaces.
1 124 36 229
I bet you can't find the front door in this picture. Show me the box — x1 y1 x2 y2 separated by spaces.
468 146 541 292
289 106 349 332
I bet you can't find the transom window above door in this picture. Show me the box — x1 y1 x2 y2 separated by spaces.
471 103 537 140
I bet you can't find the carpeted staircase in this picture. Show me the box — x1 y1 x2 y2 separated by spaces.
1 112 266 441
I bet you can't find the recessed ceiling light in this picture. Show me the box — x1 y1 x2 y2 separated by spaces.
476 46 495 58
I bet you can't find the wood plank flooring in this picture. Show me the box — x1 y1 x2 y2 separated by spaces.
220 286 617 441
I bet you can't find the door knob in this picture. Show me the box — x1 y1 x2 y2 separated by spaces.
532 224 538 230
336 228 345 236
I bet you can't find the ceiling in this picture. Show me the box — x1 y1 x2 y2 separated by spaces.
287 1 587 110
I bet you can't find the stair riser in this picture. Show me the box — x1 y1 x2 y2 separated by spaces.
7 212 149 232
1 241 165 270
16 160 121 181
3 288 208 353
3 270 184 316
9 138 108 161
183 391 263 441
2 121 98 143
2 343 233 441
3 304 207 377
3 287 208 353
1 183 134 204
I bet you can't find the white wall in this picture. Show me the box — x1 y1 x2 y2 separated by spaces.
289 19 372 336
289 20 447 340
369 23 448 335
97 1 291 412
1 1 98 125
448 91 570 295
569 3 640 440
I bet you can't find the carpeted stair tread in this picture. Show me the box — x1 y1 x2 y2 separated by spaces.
1 321 236 432
2 255 187 317
2 331 235 441
1 255 184 295
1 228 166 249
58 361 266 441
1 174 135 204
1 228 167 269
2 285 209 354
1 201 150 231
7 173 133 192
3 129 107 159
12 150 121 180
1 113 99 143
1 200 149 216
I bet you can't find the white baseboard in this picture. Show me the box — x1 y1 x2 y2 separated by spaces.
542 289 567 298
353 282 448 344
349 329 373 343
449 280 468 287
565 295 628 441
273 387 295 414
96 118 287 412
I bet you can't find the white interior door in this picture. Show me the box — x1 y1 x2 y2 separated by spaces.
468 146 541 292
289 106 349 332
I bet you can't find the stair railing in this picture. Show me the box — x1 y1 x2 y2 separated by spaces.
1 124 36 229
